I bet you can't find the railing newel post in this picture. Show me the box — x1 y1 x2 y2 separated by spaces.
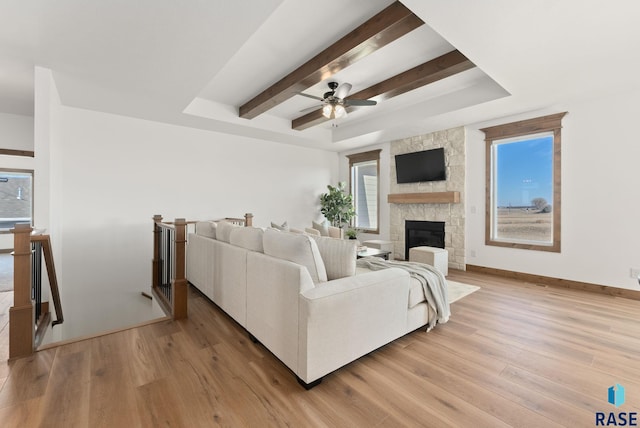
152 215 163 290
172 218 188 319
9 223 34 359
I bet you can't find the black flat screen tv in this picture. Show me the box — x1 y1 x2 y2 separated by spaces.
395 147 446 183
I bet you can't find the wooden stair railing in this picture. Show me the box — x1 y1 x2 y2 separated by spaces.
150 213 253 320
9 224 63 359
214 213 253 227
152 216 188 320
31 234 64 327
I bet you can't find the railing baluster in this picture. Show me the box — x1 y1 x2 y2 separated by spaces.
168 228 174 292
30 243 35 302
162 227 167 285
32 242 42 322
161 226 166 296
163 228 167 284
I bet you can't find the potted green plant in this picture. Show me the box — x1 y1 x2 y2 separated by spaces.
319 182 356 229
345 228 360 240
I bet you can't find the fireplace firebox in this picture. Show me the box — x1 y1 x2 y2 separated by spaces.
405 220 445 258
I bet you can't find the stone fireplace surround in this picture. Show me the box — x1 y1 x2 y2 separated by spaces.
389 127 465 270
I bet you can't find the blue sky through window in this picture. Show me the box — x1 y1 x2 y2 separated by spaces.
495 135 553 207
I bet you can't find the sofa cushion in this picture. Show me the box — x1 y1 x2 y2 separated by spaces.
312 220 329 237
217 221 241 243
195 221 217 239
263 228 327 284
408 278 426 308
310 235 357 280
356 266 424 308
229 226 264 253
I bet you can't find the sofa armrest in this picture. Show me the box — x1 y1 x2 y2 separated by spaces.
297 268 410 383
246 251 315 375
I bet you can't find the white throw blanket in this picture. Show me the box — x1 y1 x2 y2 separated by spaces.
356 257 450 331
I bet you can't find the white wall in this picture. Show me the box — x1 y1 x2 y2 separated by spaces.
52 105 338 296
338 89 640 291
466 89 640 290
34 76 639 310
0 112 33 152
338 142 391 242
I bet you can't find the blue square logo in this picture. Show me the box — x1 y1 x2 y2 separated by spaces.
608 384 625 407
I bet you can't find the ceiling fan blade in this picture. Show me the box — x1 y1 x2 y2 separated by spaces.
335 83 352 99
345 99 377 106
296 92 324 101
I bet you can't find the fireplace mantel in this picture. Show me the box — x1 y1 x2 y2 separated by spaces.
387 191 460 204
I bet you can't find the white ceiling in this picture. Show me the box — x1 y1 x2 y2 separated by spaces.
1 0 639 151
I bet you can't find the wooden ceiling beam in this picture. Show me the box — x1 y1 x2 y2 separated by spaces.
291 50 476 131
291 108 327 131
238 1 424 119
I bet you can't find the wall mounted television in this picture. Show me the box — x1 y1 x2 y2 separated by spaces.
395 147 446 183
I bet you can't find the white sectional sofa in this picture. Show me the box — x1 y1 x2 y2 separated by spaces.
186 221 436 388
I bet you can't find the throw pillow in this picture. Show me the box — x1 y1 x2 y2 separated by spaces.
312 220 330 237
217 221 241 243
229 226 264 252
310 235 357 280
263 228 327 284
270 221 289 232
304 227 321 236
195 221 217 239
328 226 344 239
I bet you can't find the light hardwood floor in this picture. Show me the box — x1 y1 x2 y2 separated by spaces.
0 270 639 427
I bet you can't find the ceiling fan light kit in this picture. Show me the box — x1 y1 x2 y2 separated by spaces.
304 81 376 120
322 103 347 119
333 104 347 118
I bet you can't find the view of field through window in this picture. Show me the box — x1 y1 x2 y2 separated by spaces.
493 133 554 244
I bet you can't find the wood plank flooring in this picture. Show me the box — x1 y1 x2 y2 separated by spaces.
0 271 639 427
0 291 13 392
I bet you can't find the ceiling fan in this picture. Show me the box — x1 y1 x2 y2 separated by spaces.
298 82 377 119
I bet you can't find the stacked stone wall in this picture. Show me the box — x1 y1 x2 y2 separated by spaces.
390 127 465 270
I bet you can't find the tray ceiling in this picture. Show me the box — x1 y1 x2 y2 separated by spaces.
0 0 638 151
